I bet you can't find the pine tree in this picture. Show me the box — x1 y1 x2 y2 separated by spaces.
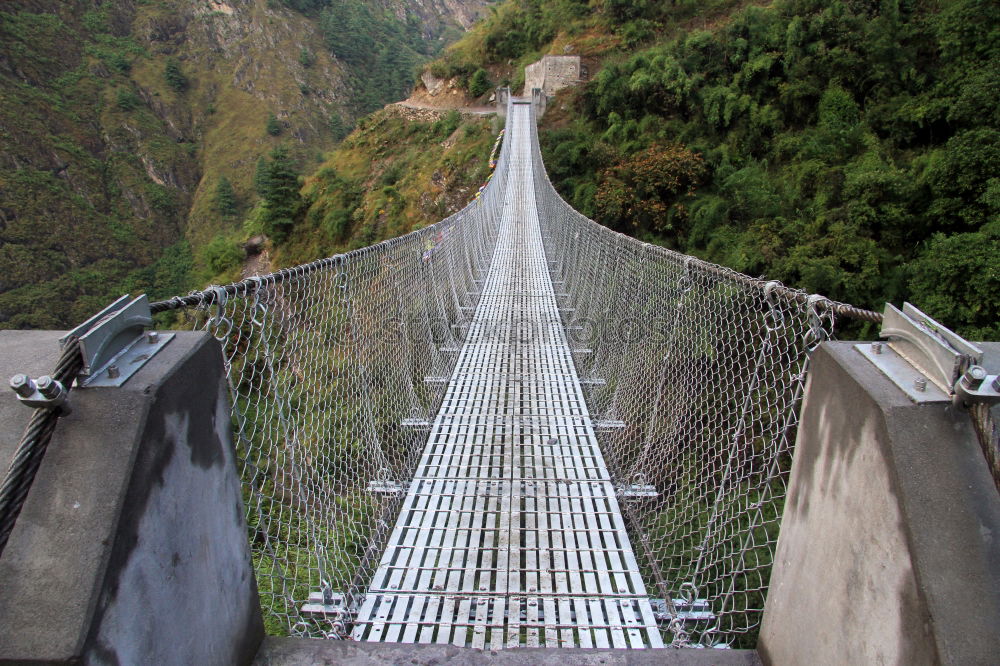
262 146 300 241
329 113 349 141
254 156 271 197
215 176 237 217
298 47 315 68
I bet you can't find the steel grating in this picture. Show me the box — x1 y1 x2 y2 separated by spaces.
352 103 664 648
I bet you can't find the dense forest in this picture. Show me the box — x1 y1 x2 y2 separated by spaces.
536 0 997 338
278 0 463 114
410 0 997 338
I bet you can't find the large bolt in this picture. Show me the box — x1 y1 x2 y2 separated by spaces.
147 330 159 344
871 342 883 355
993 375 1000 392
35 376 60 399
10 374 35 398
107 365 120 379
961 365 987 390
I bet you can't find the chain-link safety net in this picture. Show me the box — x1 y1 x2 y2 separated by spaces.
145 97 879 646
525 102 875 648
150 122 512 638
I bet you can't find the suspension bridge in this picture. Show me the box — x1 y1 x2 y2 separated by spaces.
147 96 873 650
2 94 997 664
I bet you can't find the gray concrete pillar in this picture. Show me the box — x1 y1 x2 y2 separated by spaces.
759 342 1000 665
0 330 263 665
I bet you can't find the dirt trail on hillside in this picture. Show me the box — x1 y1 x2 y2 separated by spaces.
394 100 496 116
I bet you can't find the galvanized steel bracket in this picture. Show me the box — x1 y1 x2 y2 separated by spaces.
60 294 174 388
855 302 984 404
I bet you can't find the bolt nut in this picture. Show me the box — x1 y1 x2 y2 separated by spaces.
871 341 883 354
914 377 927 392
993 375 1000 392
36 376 60 399
146 330 159 344
107 365 120 379
10 374 35 398
961 365 987 390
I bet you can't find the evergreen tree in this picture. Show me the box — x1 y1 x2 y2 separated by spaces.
299 47 315 68
215 176 237 217
254 156 271 197
329 113 348 141
164 58 188 93
262 146 300 241
265 112 282 136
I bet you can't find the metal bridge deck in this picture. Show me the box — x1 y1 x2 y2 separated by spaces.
352 104 663 649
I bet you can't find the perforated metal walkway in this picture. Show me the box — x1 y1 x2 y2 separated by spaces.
351 103 663 649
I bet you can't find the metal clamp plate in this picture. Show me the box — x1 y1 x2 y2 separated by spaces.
856 342 950 403
880 302 982 392
857 302 983 403
82 331 174 387
60 294 174 387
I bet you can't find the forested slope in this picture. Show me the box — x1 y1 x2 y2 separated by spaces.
0 0 489 328
290 0 998 337
537 0 997 338
5 0 994 339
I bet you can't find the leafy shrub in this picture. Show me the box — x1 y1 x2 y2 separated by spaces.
432 110 461 138
202 235 243 275
595 144 707 233
116 88 139 111
469 68 492 97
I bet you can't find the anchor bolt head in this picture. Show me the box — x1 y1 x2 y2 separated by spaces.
10 374 35 398
961 365 987 390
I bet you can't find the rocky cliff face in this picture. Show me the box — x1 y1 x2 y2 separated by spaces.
0 0 488 328
380 0 490 33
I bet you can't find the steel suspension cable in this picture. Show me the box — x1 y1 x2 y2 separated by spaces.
0 339 83 559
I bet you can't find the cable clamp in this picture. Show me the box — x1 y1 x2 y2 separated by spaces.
8 374 71 414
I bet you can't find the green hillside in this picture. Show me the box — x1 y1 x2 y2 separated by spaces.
4 0 995 338
281 0 997 338
0 0 487 329
529 0 997 338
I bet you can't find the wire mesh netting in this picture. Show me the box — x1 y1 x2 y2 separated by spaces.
528 104 837 648
151 97 857 647
153 129 511 637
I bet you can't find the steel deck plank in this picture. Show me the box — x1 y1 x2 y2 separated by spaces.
353 102 662 649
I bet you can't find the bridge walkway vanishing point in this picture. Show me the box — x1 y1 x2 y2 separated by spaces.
351 102 663 648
